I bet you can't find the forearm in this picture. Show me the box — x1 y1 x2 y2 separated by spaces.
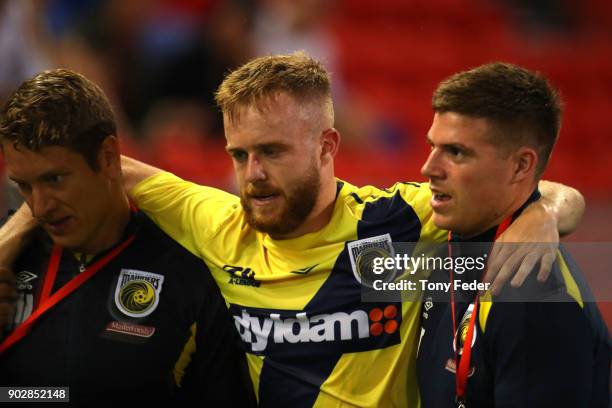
0 204 38 267
121 155 164 193
537 180 585 236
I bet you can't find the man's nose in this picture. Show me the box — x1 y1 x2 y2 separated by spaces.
245 155 266 182
421 149 445 180
29 187 56 220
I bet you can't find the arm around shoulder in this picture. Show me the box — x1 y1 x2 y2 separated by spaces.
0 204 38 267
538 180 585 237
121 155 164 192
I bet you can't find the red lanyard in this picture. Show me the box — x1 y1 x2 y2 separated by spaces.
0 235 135 355
449 217 511 406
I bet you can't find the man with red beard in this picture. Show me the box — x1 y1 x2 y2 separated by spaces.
1 53 585 407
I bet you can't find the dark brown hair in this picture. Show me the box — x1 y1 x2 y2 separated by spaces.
433 62 562 176
0 69 116 170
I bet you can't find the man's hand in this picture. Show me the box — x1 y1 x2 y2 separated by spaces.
0 267 17 335
485 203 558 295
484 181 585 295
0 204 38 267
0 204 38 333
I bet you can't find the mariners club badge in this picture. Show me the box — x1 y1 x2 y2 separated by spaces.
348 233 397 287
114 269 165 318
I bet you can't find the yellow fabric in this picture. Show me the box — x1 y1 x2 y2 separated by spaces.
132 172 446 407
71 252 94 265
478 250 584 334
478 292 493 333
173 323 197 387
557 251 584 309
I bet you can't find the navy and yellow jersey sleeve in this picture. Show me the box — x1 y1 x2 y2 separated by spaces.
475 248 611 408
130 171 241 257
346 180 445 244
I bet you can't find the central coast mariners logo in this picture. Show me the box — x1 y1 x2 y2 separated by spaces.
348 234 396 287
114 269 164 318
453 303 477 355
446 303 477 377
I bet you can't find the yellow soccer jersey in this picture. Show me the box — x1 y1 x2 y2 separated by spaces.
131 172 446 408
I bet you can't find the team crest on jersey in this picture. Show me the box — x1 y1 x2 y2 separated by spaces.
348 234 396 286
15 270 38 291
453 303 477 355
114 269 164 318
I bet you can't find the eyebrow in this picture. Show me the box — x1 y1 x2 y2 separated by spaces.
225 146 242 154
426 135 475 154
226 142 290 153
7 176 23 184
8 170 68 184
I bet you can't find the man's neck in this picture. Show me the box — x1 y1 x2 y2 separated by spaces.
78 193 132 256
463 186 537 240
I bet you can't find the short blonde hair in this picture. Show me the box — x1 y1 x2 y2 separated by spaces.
215 51 333 123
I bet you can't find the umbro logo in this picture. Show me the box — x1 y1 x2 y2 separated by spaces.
424 297 433 311
290 264 318 275
16 270 38 291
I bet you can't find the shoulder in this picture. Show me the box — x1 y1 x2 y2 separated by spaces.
479 260 595 341
340 180 431 216
14 227 52 270
132 212 209 272
339 180 444 242
133 172 239 205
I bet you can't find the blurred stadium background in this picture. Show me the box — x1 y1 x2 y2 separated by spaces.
0 0 610 324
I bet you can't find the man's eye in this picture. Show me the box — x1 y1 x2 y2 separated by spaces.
448 147 463 158
231 151 247 162
44 174 64 184
262 146 278 157
15 181 31 194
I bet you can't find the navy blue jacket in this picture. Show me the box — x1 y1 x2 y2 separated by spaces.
0 211 255 407
417 192 611 407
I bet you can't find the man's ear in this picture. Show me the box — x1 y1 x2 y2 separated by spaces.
511 146 538 183
98 136 121 177
320 128 341 164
